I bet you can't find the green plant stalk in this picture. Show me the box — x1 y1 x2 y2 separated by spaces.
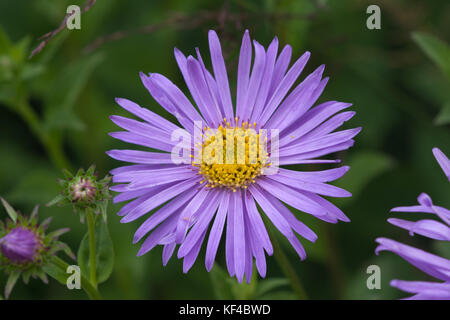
50 256 101 300
14 97 71 170
269 229 309 300
320 223 345 299
86 207 98 289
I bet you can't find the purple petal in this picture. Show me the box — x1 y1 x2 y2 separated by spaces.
162 242 176 266
278 166 350 183
205 191 230 271
133 187 198 243
174 187 213 243
432 147 450 181
208 30 234 122
258 52 312 126
178 192 222 258
225 192 235 277
236 30 252 123
257 178 328 218
241 40 266 123
182 230 206 273
121 177 201 223
279 127 361 157
115 98 179 133
268 45 292 98
279 101 352 147
267 173 352 198
388 218 450 241
244 191 273 255
264 191 318 242
375 238 450 282
265 65 325 131
109 131 174 153
185 57 219 126
250 37 278 123
299 111 356 142
233 190 246 283
138 213 179 256
391 279 450 294
107 150 173 165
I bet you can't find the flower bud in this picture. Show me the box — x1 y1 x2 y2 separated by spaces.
0 198 74 299
48 165 112 222
0 227 40 263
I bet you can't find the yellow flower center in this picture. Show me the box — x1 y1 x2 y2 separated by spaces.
193 119 270 192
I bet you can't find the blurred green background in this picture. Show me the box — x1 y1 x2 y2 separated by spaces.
0 0 449 299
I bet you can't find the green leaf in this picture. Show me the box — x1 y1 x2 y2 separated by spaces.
44 53 103 131
43 256 71 285
5 169 61 205
20 63 45 81
5 271 21 299
209 264 235 300
254 278 289 298
435 100 450 125
0 197 17 223
46 194 64 207
412 32 450 79
9 36 31 65
334 151 394 205
78 219 114 284
0 26 12 54
230 272 257 300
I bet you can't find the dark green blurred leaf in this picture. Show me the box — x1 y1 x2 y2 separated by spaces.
435 100 450 125
20 63 45 81
335 151 394 205
209 264 235 299
0 26 11 54
44 53 103 131
412 32 450 79
254 278 289 298
5 169 60 205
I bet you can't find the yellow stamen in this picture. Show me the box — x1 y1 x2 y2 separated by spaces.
194 123 270 190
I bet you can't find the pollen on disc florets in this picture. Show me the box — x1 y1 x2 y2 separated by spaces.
193 118 270 192
70 176 97 203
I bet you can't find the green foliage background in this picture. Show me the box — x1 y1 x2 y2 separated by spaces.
0 0 449 299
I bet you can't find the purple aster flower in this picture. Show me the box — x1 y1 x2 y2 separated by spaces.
0 198 74 299
376 147 450 300
107 30 360 283
0 227 39 263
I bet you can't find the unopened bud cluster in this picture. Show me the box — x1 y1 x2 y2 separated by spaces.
48 165 112 222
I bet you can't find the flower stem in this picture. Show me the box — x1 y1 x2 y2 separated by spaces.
269 229 309 300
50 256 101 300
14 97 71 170
86 207 97 289
320 223 345 299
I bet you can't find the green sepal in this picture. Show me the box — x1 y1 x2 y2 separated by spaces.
0 197 17 223
5 271 20 299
